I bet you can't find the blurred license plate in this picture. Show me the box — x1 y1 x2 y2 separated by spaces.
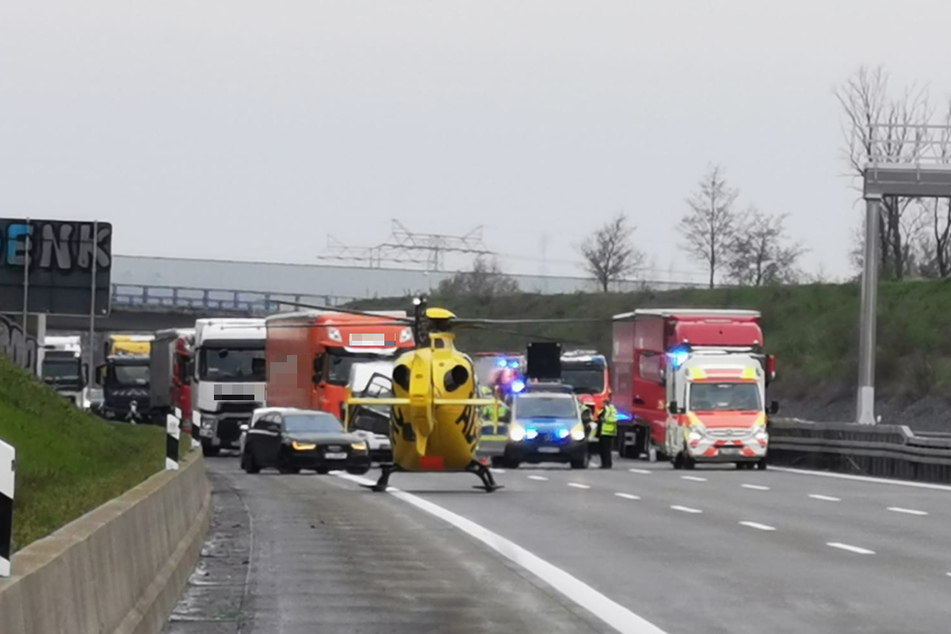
538 447 560 454
325 452 347 459
718 448 740 455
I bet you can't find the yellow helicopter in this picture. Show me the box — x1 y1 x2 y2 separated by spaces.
276 295 602 492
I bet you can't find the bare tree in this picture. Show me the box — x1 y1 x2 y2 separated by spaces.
579 212 644 292
726 208 804 286
679 164 739 288
837 65 932 280
436 255 520 298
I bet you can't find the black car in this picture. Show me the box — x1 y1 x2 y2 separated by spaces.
240 409 371 475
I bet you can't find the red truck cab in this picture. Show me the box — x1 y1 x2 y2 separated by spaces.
612 309 775 459
265 310 414 420
560 350 610 414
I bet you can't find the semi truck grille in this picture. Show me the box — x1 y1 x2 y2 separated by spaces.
217 419 243 443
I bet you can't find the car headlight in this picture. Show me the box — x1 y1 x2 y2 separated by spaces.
328 327 342 342
754 429 769 441
201 416 216 428
399 327 413 343
509 423 525 442
292 441 316 451
570 423 586 441
687 430 704 443
351 442 368 451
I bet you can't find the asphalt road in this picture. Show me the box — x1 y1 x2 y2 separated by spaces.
169 456 951 634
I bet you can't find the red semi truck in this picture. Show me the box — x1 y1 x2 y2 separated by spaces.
149 328 194 425
611 309 776 460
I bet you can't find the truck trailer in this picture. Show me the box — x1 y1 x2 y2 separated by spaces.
150 328 195 424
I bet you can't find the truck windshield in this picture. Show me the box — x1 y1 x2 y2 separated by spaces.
689 382 761 412
284 414 344 434
515 396 578 420
113 365 150 386
327 350 392 386
561 363 606 394
199 347 266 382
42 360 80 380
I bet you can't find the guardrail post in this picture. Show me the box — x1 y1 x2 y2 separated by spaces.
166 411 180 471
0 439 14 577
186 406 200 451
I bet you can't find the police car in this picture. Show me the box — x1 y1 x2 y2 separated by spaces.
500 391 590 469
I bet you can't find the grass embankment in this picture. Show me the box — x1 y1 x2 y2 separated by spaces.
351 279 951 425
0 354 172 551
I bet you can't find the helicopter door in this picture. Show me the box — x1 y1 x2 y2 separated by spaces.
251 413 282 467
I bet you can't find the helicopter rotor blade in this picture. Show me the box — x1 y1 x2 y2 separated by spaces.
453 317 609 326
262 299 415 324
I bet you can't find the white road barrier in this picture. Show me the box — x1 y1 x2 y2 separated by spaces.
0 439 14 577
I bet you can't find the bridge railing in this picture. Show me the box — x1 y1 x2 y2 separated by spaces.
110 284 360 315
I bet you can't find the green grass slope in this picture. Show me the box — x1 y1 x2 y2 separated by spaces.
350 279 951 428
0 354 166 551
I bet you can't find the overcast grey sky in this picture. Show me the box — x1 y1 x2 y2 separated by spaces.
3 1 950 284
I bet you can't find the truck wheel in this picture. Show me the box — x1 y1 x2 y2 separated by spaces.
683 448 696 470
202 440 220 457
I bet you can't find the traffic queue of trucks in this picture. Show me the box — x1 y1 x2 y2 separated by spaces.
28 304 780 471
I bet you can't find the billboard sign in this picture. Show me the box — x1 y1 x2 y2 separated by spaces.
0 219 112 316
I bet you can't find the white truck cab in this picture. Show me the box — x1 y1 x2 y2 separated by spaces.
664 350 777 471
192 318 267 456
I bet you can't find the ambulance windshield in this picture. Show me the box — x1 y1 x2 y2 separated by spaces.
688 382 761 412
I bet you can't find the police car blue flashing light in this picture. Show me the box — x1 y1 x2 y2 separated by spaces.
511 380 526 393
668 346 690 369
617 409 633 422
557 428 570 439
525 428 539 440
508 359 519 369
496 358 507 368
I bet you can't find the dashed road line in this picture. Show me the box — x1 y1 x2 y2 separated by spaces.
628 468 652 475
887 507 928 516
528 475 549 481
827 542 875 555
670 505 703 514
568 483 591 490
809 494 841 502
681 476 707 482
741 484 770 491
739 521 776 531
493 469 507 474
615 493 641 500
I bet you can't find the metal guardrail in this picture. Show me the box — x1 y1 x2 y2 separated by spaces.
768 420 951 484
110 284 359 315
867 123 951 167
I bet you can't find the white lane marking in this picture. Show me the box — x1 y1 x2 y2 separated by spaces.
629 468 652 474
681 476 707 482
615 493 641 500
887 507 928 516
809 494 841 502
739 521 776 531
773 467 951 493
741 484 770 491
568 482 591 489
528 475 549 481
493 469 507 474
670 505 703 514
827 542 875 555
334 472 670 634
946 572 951 577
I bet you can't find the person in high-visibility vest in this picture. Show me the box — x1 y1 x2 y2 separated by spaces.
597 391 618 469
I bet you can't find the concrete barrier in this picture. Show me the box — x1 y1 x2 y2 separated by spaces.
0 449 210 634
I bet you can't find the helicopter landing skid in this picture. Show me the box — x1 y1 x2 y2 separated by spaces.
359 461 504 493
467 460 504 492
